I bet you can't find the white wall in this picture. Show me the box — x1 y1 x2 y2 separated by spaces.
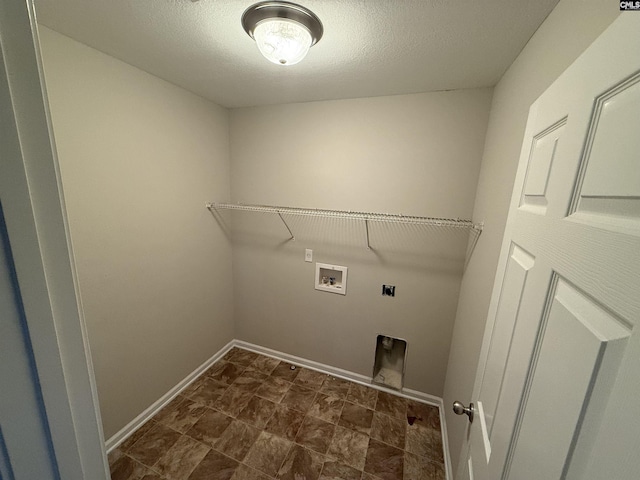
442 0 620 473
229 90 492 395
39 27 234 439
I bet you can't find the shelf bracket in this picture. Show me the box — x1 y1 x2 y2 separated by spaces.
365 219 371 249
277 211 295 241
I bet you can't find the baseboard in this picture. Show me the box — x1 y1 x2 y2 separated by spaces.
104 339 452 480
104 339 235 452
437 395 454 480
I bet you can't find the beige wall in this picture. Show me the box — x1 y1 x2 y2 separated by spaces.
229 90 492 395
442 0 620 473
39 27 234 439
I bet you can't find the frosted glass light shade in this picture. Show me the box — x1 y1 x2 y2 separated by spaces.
253 18 312 66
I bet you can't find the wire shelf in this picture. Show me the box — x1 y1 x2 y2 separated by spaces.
207 202 482 228
207 202 482 243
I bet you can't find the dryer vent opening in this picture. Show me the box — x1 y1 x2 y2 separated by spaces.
372 335 407 390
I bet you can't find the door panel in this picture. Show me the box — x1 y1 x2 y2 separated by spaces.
570 72 640 233
520 120 566 215
507 277 630 479
478 244 535 436
463 15 640 480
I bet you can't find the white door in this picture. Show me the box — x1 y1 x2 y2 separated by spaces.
0 206 60 479
460 15 640 480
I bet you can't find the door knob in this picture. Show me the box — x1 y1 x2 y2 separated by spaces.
453 401 474 423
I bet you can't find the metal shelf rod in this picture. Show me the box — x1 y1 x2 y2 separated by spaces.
365 219 371 249
206 202 482 232
277 211 295 241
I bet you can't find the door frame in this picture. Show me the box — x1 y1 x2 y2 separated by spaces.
0 0 108 478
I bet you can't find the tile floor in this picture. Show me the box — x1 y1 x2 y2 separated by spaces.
108 347 445 480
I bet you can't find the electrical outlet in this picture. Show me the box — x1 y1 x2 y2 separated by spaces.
305 249 313 262
382 285 396 297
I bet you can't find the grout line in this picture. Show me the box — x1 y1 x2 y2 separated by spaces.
325 420 342 460
276 442 294 478
330 385 349 459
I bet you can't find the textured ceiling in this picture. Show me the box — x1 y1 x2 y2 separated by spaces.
34 0 559 108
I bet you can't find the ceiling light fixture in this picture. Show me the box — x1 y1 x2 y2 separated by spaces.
241 1 323 66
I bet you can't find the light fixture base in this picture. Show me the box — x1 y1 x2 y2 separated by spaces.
242 1 323 46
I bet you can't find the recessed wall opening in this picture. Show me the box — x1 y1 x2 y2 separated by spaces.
315 262 348 295
372 335 407 390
